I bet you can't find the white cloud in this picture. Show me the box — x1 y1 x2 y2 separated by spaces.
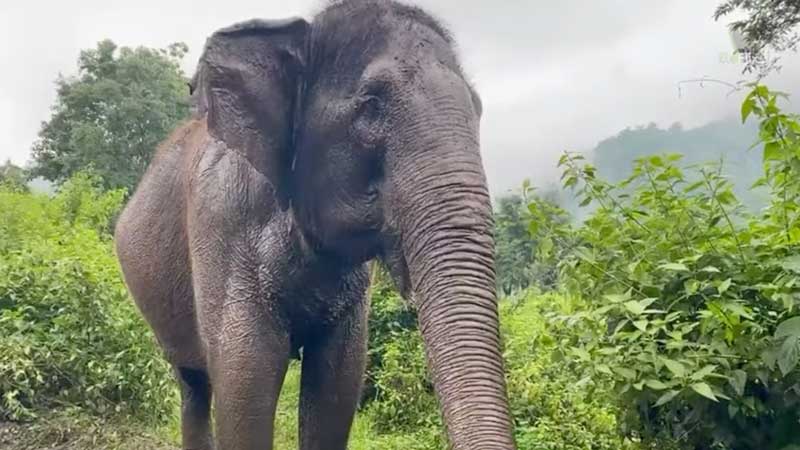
1 0 798 195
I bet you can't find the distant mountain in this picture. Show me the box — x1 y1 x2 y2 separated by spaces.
586 118 767 212
527 119 769 222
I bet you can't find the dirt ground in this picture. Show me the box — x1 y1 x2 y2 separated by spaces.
0 418 176 450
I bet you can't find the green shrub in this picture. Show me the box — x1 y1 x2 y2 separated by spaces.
362 278 649 449
503 292 651 450
528 85 800 450
0 171 176 422
362 267 441 435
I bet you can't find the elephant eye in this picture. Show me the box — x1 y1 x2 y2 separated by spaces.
356 95 383 121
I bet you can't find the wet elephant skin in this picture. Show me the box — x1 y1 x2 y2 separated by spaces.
114 1 516 449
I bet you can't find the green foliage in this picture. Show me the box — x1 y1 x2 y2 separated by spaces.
362 278 648 449
362 266 441 434
0 159 27 192
714 0 800 76
527 85 800 449
495 194 537 294
30 40 190 192
0 171 175 422
502 292 653 450
494 189 567 295
590 120 767 213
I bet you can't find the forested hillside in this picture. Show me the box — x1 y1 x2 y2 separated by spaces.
592 119 766 210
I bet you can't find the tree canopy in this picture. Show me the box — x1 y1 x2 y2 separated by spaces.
715 0 800 75
30 40 190 191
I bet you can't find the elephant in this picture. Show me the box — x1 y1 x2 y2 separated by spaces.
114 1 516 449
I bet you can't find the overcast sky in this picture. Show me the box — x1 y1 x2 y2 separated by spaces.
1 1 799 195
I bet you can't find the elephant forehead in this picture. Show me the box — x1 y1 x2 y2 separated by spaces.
307 0 463 85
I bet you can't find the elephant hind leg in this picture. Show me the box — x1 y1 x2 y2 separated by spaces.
177 367 213 450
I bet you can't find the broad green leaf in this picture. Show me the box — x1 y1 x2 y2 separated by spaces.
730 370 747 396
661 358 686 378
763 142 781 161
654 389 680 407
777 336 800 376
690 382 718 401
638 298 657 309
614 366 637 380
791 227 800 243
572 347 591 361
624 300 645 316
645 379 668 390
691 364 717 381
596 364 613 376
781 255 800 274
604 293 630 303
741 98 754 123
648 155 664 167
633 319 648 331
775 317 800 339
718 278 732 294
660 262 689 272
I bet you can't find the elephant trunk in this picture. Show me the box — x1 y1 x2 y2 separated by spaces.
399 153 516 450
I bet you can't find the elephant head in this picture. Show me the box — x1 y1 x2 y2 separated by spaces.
191 1 515 448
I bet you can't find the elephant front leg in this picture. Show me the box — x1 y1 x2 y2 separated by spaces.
209 302 291 450
299 301 368 450
177 367 213 450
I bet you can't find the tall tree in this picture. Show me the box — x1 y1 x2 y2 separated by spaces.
494 194 536 295
715 0 800 75
31 40 190 191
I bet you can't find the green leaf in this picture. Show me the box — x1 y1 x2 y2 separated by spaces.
660 262 689 272
613 366 637 380
690 382 718 401
691 364 717 381
741 98 754 123
648 155 664 167
596 364 613 376
645 379 668 390
718 278 732 294
633 319 648 331
777 336 800 376
572 347 591 361
654 389 680 407
661 358 686 378
624 300 645 316
775 317 800 339
791 227 800 243
781 255 800 274
605 293 631 304
763 142 781 161
730 369 747 396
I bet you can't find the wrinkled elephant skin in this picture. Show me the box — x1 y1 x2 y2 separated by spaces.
115 1 516 449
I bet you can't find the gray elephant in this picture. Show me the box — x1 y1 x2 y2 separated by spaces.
114 1 516 449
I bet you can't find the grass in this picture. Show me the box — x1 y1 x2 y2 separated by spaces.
2 362 437 450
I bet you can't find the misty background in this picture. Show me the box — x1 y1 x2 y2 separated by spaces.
2 0 799 196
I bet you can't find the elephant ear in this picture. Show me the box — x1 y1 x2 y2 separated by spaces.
190 18 309 197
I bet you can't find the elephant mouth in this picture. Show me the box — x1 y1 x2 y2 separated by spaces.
330 229 381 263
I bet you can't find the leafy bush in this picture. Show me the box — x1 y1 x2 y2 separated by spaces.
363 272 648 449
362 267 441 435
0 171 175 422
502 292 653 450
528 85 800 450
